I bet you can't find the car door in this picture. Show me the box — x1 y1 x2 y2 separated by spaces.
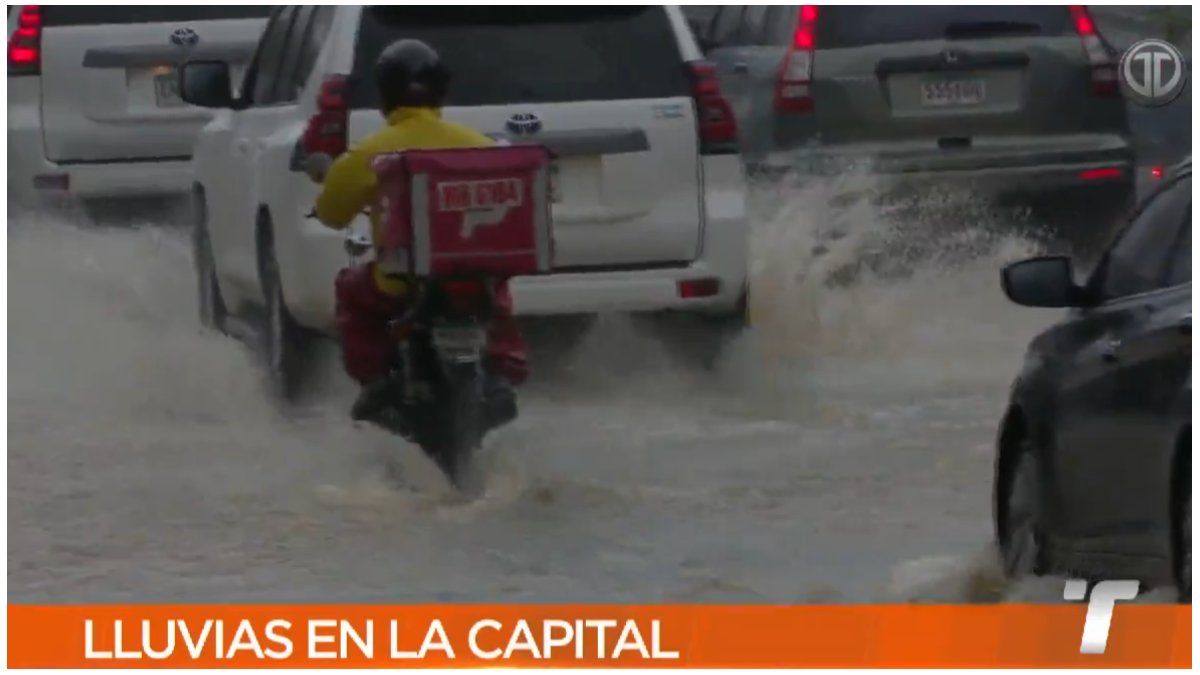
213 6 306 297
1050 175 1192 544
1095 208 1191 548
255 6 339 313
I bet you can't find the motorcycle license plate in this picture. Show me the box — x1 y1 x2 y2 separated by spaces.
432 324 487 357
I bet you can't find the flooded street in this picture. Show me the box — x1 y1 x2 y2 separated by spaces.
8 179 1072 603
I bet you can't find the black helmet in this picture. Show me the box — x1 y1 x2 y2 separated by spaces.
374 39 450 111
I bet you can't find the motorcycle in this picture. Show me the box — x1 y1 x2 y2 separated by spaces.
311 154 517 487
346 235 513 485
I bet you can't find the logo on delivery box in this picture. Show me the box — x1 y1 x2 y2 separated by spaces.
437 178 525 238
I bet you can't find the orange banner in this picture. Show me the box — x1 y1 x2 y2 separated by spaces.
7 604 1191 668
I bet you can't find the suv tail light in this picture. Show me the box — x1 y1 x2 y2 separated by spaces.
8 5 42 76
1078 166 1123 181
1070 5 1118 97
685 61 738 155
775 5 818 113
677 277 721 299
302 74 349 157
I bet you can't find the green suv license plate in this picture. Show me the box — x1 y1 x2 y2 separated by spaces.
920 79 985 107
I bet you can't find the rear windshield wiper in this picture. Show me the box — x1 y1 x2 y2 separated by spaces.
944 21 1043 39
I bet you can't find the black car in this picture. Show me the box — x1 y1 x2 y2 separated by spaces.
994 160 1191 600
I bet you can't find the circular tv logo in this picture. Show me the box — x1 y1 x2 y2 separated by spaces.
1119 39 1188 107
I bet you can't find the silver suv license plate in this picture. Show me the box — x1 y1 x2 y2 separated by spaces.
154 72 184 108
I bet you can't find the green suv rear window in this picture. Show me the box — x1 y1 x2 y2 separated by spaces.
817 6 1072 49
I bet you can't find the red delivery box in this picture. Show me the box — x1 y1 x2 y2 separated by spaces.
372 145 554 278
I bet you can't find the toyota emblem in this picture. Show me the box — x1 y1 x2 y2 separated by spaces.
506 112 542 135
170 28 200 48
942 49 961 64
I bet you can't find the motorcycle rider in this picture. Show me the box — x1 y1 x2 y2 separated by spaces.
313 39 527 428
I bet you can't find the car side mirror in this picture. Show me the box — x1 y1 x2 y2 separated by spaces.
179 60 234 109
1001 256 1085 308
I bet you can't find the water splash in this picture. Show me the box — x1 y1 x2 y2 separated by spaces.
9 175 1065 603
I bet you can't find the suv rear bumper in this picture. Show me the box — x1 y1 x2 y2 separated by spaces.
756 134 1134 186
755 150 1136 208
509 261 743 316
853 159 1135 199
754 138 1135 248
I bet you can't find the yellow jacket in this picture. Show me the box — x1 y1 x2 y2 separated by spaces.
315 106 494 294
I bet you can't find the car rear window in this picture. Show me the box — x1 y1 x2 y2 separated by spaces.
817 6 1072 49
350 6 689 109
41 8 273 27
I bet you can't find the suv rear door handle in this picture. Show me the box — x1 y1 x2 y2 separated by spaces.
733 62 750 74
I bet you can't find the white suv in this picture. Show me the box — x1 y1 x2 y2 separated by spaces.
6 6 269 208
186 6 749 389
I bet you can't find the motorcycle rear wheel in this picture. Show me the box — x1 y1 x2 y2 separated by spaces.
418 370 484 488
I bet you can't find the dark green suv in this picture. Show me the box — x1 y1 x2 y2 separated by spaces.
692 5 1137 246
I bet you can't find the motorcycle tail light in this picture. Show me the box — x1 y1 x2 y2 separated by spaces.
442 280 491 315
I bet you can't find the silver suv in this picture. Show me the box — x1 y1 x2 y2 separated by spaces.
691 5 1136 245
6 6 269 210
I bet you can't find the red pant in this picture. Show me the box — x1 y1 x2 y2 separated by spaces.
334 264 528 385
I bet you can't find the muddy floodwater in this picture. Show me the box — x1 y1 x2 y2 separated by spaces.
13 176 1170 604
